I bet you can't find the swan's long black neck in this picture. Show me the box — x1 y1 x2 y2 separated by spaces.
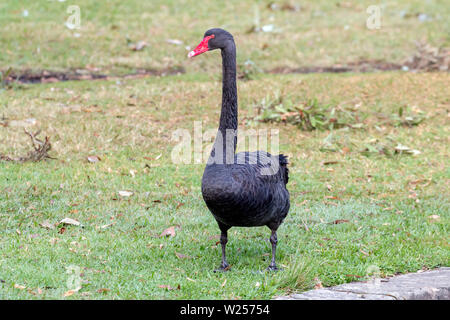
210 40 237 164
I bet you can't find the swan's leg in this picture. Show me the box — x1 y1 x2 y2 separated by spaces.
267 228 280 271
214 222 230 272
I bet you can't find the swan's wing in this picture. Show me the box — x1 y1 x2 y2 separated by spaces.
228 151 289 222
235 151 287 183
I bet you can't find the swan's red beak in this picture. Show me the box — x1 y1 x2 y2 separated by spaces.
188 35 215 58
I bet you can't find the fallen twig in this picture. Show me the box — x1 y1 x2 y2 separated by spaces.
0 129 54 162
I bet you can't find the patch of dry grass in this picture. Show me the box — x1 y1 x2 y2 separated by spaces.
0 71 448 299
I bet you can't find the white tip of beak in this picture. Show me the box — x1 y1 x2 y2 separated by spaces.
188 51 195 58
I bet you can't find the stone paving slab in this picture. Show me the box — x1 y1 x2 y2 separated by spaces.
275 267 450 300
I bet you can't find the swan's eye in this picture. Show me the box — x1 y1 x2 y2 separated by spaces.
188 34 215 58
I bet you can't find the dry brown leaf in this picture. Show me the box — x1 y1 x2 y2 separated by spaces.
428 215 440 222
175 252 191 259
7 118 37 127
322 161 339 165
40 220 55 230
166 39 183 45
160 226 176 237
59 218 81 227
118 190 133 197
96 288 110 294
360 249 370 256
330 219 350 224
63 287 81 297
346 274 363 278
158 284 180 290
176 202 184 210
129 41 147 51
100 223 115 229
313 277 323 289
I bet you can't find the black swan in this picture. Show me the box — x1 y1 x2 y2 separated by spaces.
188 28 290 271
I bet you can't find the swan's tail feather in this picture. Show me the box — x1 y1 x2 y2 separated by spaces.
278 154 289 185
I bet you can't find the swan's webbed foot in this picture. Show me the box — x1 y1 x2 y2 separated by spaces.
266 263 282 272
214 262 231 273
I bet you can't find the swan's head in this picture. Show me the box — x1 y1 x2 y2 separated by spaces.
188 28 234 58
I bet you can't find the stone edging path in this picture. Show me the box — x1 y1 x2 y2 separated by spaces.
275 267 450 300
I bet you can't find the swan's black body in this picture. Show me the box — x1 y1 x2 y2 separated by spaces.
202 152 289 228
191 29 290 271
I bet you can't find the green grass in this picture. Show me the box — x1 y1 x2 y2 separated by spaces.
0 72 448 299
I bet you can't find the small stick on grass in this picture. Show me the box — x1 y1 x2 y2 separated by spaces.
0 129 54 162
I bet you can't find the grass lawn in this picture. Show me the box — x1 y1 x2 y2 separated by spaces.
0 71 448 299
0 0 448 300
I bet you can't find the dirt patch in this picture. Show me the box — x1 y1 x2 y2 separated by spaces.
270 42 449 74
5 66 185 84
3 41 448 84
269 60 403 74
